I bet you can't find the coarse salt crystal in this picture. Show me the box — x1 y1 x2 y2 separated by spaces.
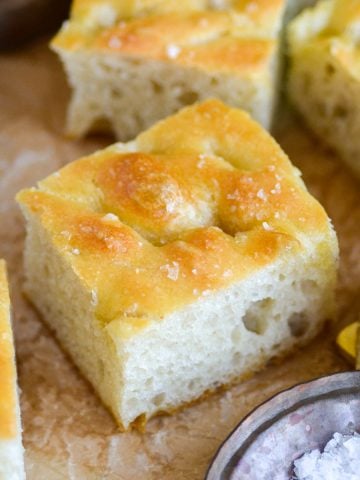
91 290 98 306
72 248 80 255
246 2 258 13
102 213 119 222
270 182 281 194
108 36 122 49
160 262 179 281
294 432 360 480
227 190 239 200
61 230 71 239
257 189 267 201
166 44 181 59
126 303 138 314
92 4 118 27
262 221 272 231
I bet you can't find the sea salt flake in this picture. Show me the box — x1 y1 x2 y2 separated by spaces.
166 44 181 59
227 189 239 200
262 221 272 231
160 261 180 281
256 189 267 201
102 213 119 222
91 290 98 306
125 303 138 314
246 2 258 13
61 230 72 240
93 4 118 27
294 432 360 480
108 36 122 49
72 248 80 255
270 182 281 194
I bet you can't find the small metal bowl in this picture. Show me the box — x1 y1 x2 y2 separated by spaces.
206 371 360 480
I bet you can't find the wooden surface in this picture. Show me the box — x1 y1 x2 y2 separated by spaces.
0 40 358 479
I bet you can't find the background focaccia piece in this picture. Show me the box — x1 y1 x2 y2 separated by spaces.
288 0 360 178
0 261 25 480
17 100 338 430
51 0 290 139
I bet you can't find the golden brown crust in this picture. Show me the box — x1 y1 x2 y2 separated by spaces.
52 0 286 76
0 260 17 439
17 100 334 332
289 0 360 79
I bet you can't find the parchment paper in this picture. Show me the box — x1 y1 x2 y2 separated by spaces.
0 40 359 480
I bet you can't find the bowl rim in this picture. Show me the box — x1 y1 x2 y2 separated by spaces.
205 370 360 480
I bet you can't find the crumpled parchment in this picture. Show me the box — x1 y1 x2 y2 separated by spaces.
0 40 359 480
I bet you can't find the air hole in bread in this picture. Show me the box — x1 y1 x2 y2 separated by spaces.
333 104 348 119
145 378 153 388
151 80 163 94
301 73 312 93
288 312 309 337
188 379 200 391
178 90 200 106
316 102 326 116
111 88 123 99
152 393 165 407
242 298 274 334
326 63 335 76
232 351 242 365
300 279 317 296
98 359 105 380
91 116 114 134
231 325 242 343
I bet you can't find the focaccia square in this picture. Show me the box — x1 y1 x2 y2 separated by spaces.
288 0 360 177
17 100 338 430
51 0 290 139
0 261 25 480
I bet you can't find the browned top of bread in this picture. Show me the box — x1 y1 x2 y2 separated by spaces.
52 0 286 76
17 100 336 337
289 0 360 79
68 0 285 33
0 260 18 439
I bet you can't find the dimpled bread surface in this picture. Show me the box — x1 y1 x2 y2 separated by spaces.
0 261 25 480
17 100 338 430
51 0 290 139
288 0 360 178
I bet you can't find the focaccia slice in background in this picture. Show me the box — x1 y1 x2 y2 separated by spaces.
288 0 360 178
52 0 291 139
